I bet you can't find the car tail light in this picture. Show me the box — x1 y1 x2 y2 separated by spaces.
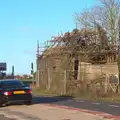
26 89 32 94
4 91 12 96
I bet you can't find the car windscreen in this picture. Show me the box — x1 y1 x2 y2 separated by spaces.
1 81 24 88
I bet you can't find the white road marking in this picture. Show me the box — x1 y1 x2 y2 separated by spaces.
92 102 100 105
0 112 26 120
77 100 85 102
108 105 119 108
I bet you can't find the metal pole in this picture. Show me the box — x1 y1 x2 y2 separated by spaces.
64 70 67 94
47 68 50 90
36 70 40 87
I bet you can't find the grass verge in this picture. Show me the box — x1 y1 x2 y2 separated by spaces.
32 88 120 103
32 87 58 96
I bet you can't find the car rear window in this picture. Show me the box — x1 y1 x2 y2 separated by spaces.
2 81 24 88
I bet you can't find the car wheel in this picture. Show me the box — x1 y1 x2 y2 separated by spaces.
0 102 6 107
24 100 32 105
0 102 2 107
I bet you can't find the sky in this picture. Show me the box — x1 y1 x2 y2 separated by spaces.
0 0 97 75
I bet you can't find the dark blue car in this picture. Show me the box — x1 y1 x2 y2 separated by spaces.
0 79 32 107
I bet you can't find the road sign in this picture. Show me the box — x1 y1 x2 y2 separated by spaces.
0 63 6 71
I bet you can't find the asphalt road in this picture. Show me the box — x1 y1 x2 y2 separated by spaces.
0 96 120 119
0 114 17 120
0 107 41 120
33 96 120 116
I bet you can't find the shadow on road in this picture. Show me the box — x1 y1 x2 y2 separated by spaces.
0 95 73 107
32 95 74 104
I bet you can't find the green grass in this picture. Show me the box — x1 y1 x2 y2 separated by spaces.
32 88 58 96
20 78 34 81
74 96 120 103
21 79 35 86
32 88 120 103
98 96 120 102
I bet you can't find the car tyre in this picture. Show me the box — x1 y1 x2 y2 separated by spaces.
0 102 6 107
24 100 32 105
0 102 2 107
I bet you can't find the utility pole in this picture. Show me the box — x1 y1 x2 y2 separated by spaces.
37 40 39 58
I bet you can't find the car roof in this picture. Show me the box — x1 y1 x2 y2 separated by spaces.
0 79 20 82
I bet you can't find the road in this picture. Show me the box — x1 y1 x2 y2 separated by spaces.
0 114 17 120
33 96 120 116
0 96 120 120
0 107 41 120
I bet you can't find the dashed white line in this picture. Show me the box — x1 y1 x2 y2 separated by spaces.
75 99 120 108
77 101 85 102
92 102 100 105
108 105 119 108
0 112 25 120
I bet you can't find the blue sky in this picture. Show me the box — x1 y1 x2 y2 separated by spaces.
0 0 97 75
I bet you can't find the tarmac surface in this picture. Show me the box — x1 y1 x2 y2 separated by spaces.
33 95 120 116
0 114 17 120
0 96 119 120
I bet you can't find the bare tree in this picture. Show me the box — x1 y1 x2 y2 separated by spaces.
75 0 120 47
75 0 120 92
